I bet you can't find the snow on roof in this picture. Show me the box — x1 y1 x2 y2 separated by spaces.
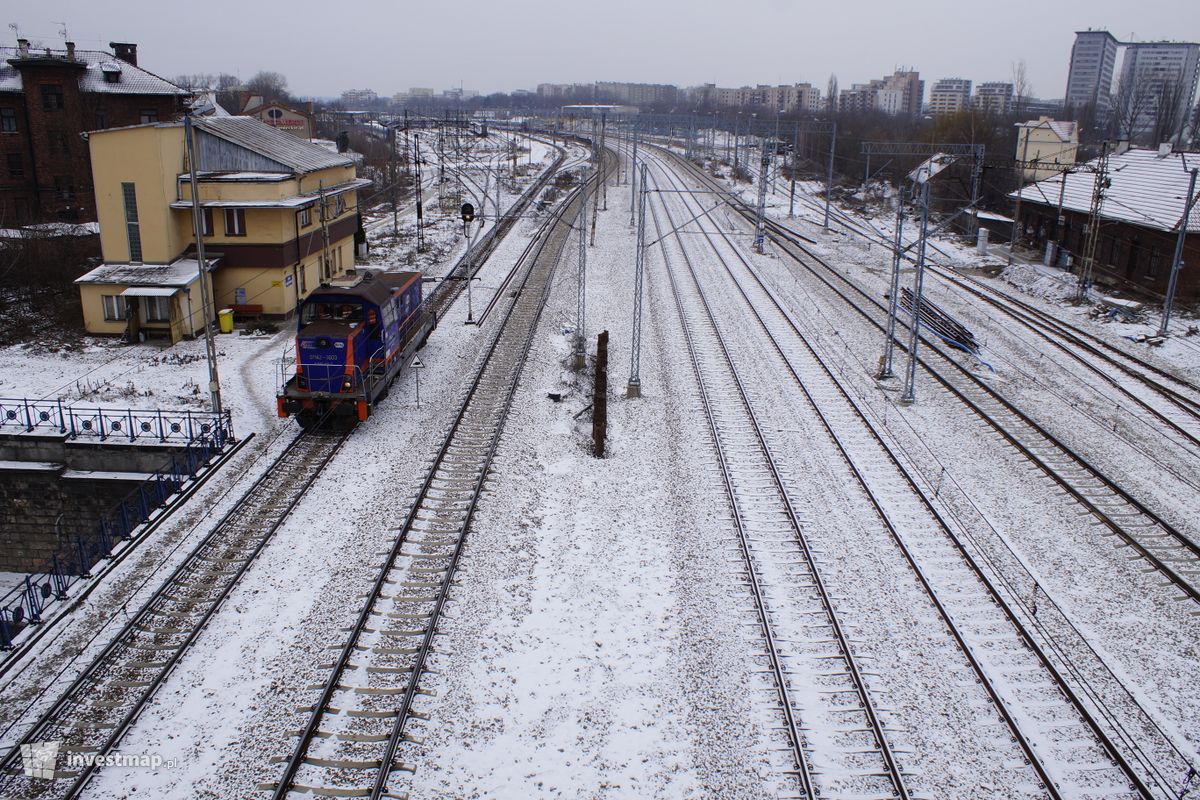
195 117 353 173
0 222 99 238
75 259 212 287
1013 148 1200 234
0 46 188 96
168 177 372 210
1018 118 1077 143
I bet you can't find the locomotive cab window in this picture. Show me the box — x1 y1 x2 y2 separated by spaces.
302 301 364 325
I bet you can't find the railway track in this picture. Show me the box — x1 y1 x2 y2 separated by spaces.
645 148 1181 797
647 165 909 799
265 156 604 800
649 146 1199 795
0 429 351 799
783 175 1200 458
424 140 567 322
661 147 1200 608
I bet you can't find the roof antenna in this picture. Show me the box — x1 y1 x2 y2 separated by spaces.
54 22 68 42
7 23 18 41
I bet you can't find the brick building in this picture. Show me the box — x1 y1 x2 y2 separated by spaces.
1012 145 1200 299
0 39 189 225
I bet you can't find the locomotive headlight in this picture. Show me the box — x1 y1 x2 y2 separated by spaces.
342 377 352 392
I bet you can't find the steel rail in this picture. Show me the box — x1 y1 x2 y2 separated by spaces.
0 426 351 800
647 160 910 800
269 153 611 800
662 146 1200 607
648 146 1166 798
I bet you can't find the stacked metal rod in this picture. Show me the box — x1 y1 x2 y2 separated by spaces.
899 286 980 354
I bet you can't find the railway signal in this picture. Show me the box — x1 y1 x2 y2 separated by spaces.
460 202 475 223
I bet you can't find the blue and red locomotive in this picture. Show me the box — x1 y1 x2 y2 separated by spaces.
277 271 436 428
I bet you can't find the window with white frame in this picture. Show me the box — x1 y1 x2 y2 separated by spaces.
224 208 246 236
298 206 311 227
144 296 171 322
102 295 127 321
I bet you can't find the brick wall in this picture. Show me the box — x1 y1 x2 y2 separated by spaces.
5 63 184 224
0 469 143 572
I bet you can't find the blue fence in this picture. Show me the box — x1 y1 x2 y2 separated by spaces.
0 431 229 651
0 398 233 445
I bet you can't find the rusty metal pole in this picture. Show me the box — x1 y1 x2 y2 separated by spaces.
593 330 608 458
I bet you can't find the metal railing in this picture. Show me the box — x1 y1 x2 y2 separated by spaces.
0 397 234 445
0 432 227 651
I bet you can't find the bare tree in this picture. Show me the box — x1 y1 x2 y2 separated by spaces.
826 74 838 114
245 71 292 104
1151 79 1188 145
1111 72 1155 141
1011 60 1032 117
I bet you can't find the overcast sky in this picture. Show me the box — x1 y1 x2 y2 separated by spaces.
7 0 1200 101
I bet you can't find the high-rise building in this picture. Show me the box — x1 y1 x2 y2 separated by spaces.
929 78 972 116
1116 41 1200 140
974 82 1015 115
838 70 923 116
1065 30 1120 112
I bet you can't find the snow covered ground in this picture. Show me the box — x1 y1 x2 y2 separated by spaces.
1 132 1197 799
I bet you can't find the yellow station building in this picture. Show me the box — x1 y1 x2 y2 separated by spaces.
76 116 369 342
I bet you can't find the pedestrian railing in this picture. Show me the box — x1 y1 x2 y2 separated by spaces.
0 398 233 446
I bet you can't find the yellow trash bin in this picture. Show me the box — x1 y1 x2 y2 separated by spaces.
218 308 234 334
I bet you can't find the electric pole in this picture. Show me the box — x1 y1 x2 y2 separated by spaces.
901 174 932 405
628 162 648 398
755 137 770 253
575 167 589 369
183 113 224 420
1076 142 1110 302
1160 166 1199 336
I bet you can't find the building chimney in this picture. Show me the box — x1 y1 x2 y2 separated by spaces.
109 42 138 66
1158 142 1173 158
65 41 75 60
16 38 30 57
1115 140 1131 156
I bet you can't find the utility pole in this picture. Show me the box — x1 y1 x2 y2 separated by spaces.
1077 142 1110 302
590 131 600 247
789 121 799 217
1009 126 1033 265
1160 166 1199 336
824 120 837 232
390 126 399 236
879 185 907 380
183 114 224 419
628 162 648 398
575 167 589 369
755 136 770 253
599 113 608 212
413 136 425 252
630 125 639 227
901 174 932 404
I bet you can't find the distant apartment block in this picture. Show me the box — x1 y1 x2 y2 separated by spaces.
839 70 923 115
1065 29 1120 112
689 82 820 113
595 81 678 106
339 88 377 107
536 83 593 99
929 78 972 115
1118 41 1200 139
974 82 1015 115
